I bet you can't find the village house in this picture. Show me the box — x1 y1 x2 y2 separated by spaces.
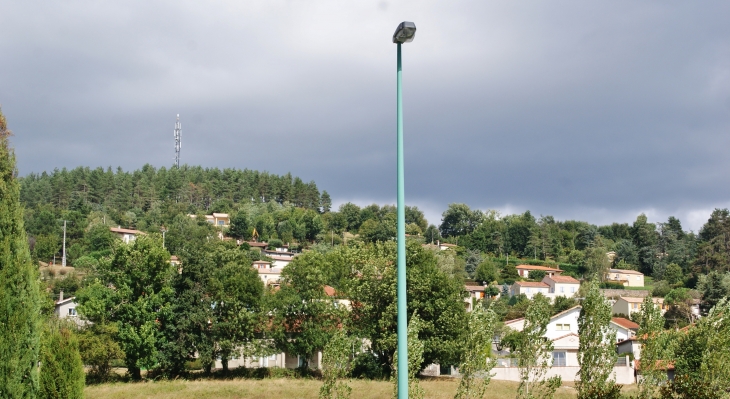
262 248 298 268
110 227 145 244
464 285 487 312
54 291 86 326
515 264 564 279
253 261 283 287
188 213 230 227
612 296 667 316
510 281 551 299
605 268 645 287
496 306 635 384
509 275 581 301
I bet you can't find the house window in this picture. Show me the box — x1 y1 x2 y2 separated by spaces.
556 323 570 331
571 287 575 293
553 351 567 367
68 308 77 316
527 288 531 294
560 286 564 293
218 220 225 226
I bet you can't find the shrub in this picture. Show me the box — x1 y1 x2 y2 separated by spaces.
39 321 85 399
599 282 625 289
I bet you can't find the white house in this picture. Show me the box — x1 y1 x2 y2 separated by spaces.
510 275 580 301
255 264 283 287
262 249 299 268
543 275 580 296
510 281 550 299
497 306 635 384
110 227 145 244
610 317 639 343
54 291 86 326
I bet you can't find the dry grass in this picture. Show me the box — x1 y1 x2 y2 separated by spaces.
85 378 587 399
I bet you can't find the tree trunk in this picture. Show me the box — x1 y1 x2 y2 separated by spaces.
129 366 142 380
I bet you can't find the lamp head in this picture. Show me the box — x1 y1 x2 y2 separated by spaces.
393 21 416 44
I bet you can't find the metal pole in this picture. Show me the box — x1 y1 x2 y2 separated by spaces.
62 220 67 267
396 41 408 399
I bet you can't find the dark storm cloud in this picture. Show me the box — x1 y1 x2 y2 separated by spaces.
1 1 729 230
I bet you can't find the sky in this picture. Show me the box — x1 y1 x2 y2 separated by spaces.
1 1 729 232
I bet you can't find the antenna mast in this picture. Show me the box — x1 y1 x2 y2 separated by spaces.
174 114 182 168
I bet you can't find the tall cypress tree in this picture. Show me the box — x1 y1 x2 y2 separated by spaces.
0 108 42 397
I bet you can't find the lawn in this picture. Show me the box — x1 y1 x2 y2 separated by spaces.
85 378 636 399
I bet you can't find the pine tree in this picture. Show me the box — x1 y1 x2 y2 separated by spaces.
0 107 43 397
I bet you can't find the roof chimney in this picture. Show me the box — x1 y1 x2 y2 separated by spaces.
59 290 64 302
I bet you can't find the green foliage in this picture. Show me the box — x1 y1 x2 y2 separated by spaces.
206 242 265 372
636 296 674 399
576 281 619 399
0 108 42 398
551 296 578 315
39 321 85 399
698 271 730 315
513 294 562 399
583 244 610 281
454 304 498 399
269 251 345 368
319 329 355 399
349 242 467 376
78 324 124 382
658 374 723 399
500 263 520 285
599 282 625 290
663 263 683 285
85 224 115 252
527 270 546 281
670 298 730 396
474 259 498 284
76 235 175 380
440 204 484 238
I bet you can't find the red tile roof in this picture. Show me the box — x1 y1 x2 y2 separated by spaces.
110 227 145 235
514 281 549 288
612 317 640 330
546 275 580 284
324 285 336 297
515 265 563 272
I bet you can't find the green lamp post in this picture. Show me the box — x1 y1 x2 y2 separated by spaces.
393 20 416 399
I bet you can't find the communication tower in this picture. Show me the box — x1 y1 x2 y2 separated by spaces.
174 114 182 168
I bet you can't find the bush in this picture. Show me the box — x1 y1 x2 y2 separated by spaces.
528 270 546 281
351 352 386 379
39 321 85 399
78 324 124 383
658 374 723 399
600 282 625 289
268 239 284 249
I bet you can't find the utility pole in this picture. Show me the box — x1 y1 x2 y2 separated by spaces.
62 220 67 267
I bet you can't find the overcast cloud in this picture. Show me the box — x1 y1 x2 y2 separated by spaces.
1 1 729 231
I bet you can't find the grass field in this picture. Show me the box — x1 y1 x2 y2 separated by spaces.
84 378 639 399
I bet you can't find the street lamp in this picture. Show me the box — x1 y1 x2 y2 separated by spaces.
394 20 416 399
